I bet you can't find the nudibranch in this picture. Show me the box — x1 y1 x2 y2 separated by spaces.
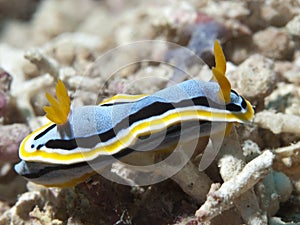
14 41 254 187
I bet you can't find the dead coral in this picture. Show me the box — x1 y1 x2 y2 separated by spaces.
228 54 276 110
286 15 300 37
244 0 299 31
253 27 294 60
195 129 272 224
196 154 273 223
273 141 300 193
0 68 12 119
255 111 300 135
0 124 30 163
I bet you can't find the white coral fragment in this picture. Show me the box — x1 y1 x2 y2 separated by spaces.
195 150 274 222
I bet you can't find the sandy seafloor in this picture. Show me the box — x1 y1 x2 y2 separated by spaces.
1 0 300 224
